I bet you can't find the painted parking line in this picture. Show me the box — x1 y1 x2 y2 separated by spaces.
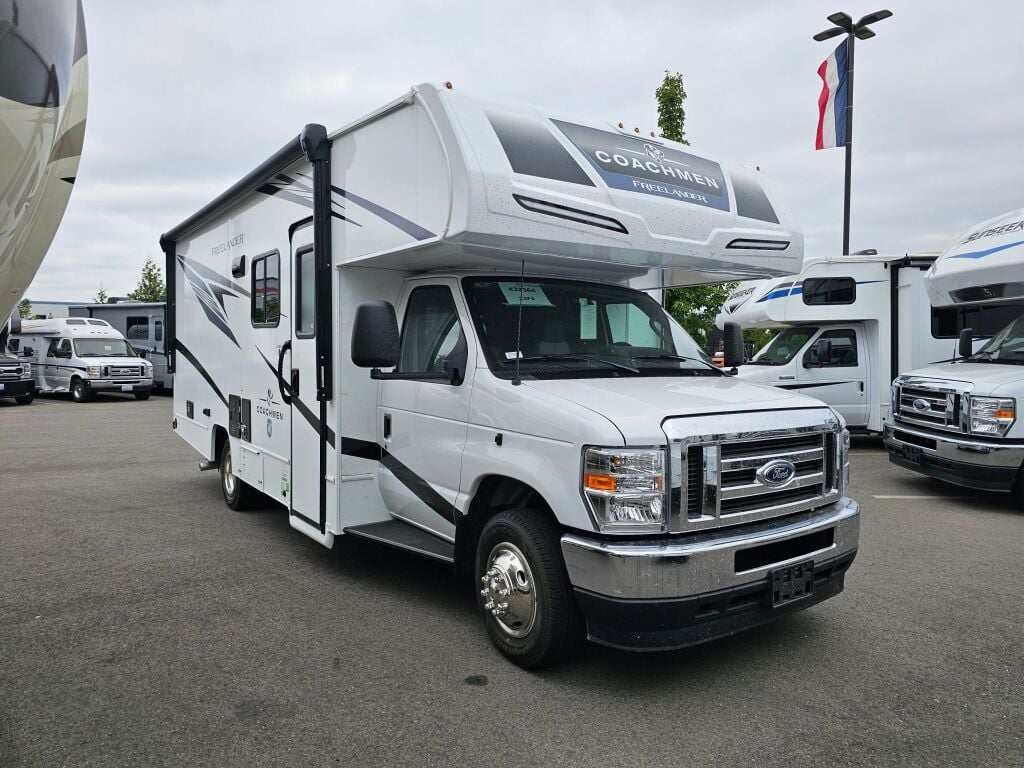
872 495 970 500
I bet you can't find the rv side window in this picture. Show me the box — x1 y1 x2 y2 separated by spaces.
48 339 72 359
252 250 281 327
295 247 315 338
802 277 855 305
154 319 163 342
397 286 462 377
815 329 858 367
126 316 149 340
931 303 1024 338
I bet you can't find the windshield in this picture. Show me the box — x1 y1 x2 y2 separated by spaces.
73 338 138 358
969 314 1024 365
462 277 718 379
747 326 819 365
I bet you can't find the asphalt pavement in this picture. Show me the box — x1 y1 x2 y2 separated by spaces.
1 395 1021 767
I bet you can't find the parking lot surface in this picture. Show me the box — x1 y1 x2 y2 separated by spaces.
1 395 1021 767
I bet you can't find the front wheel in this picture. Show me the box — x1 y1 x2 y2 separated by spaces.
220 441 256 510
134 391 151 401
476 509 584 669
15 393 33 405
70 378 89 403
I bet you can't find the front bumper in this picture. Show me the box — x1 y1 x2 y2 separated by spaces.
883 422 1024 492
84 379 153 394
0 378 34 398
560 498 859 651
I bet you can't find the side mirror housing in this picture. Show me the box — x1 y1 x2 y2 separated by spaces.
958 327 974 360
351 301 400 369
723 322 744 369
803 337 833 368
22 346 34 357
441 329 468 385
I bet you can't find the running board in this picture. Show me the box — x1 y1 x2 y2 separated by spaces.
344 520 455 564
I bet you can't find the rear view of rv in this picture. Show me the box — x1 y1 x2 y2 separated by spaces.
162 84 859 667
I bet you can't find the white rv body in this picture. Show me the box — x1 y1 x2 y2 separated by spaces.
714 252 987 433
70 302 171 389
12 317 153 401
162 84 858 666
885 207 1024 494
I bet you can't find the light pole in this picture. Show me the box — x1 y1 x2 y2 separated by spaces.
814 10 892 255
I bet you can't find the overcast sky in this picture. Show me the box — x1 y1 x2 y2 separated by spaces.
27 0 1024 300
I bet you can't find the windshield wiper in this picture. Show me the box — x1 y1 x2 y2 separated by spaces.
508 353 639 374
631 353 720 371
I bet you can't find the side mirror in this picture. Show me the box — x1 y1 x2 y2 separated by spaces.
351 301 400 369
441 329 468 385
814 338 833 367
958 327 974 360
22 346 34 357
138 348 148 359
723 322 744 369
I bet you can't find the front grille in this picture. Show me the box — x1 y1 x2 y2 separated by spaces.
678 431 840 529
894 380 966 434
105 365 142 378
0 366 21 381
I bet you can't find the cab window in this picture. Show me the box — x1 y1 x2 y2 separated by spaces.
397 286 462 377
814 329 858 367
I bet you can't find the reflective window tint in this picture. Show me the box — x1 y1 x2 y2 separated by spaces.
126 316 149 340
296 247 315 338
252 251 280 327
802 277 856 305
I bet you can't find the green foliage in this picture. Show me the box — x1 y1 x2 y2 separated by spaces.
655 71 689 145
95 284 108 304
127 257 165 303
666 283 736 348
744 327 777 356
17 298 32 319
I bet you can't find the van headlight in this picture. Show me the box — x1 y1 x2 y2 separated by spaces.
968 397 1015 436
19 364 31 379
86 365 102 377
582 447 666 532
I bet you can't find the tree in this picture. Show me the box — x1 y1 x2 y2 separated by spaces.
656 71 689 145
17 298 32 319
95 284 108 304
127 257 165 303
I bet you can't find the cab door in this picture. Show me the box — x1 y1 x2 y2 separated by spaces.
378 281 474 540
797 326 869 428
45 338 71 390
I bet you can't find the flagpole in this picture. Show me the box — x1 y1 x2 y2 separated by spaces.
842 33 855 256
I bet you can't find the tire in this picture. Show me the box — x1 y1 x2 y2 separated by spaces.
15 393 33 405
476 508 584 669
70 378 89 403
134 391 151 401
219 440 256 511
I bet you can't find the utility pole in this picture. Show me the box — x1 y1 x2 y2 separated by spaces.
814 10 892 255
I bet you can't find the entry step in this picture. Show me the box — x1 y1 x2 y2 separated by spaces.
344 520 454 564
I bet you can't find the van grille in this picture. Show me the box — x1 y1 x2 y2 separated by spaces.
893 379 967 434
105 365 142 378
0 365 21 381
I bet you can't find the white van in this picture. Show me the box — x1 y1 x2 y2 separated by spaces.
885 208 1024 495
162 83 859 667
716 252 990 433
14 317 154 402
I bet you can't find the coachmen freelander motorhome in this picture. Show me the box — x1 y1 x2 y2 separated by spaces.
886 207 1024 495
161 83 859 667
715 252 988 433
14 317 154 402
70 301 172 389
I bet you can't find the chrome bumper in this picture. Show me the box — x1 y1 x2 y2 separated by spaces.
561 497 859 600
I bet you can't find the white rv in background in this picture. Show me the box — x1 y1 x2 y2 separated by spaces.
715 252 994 433
162 83 858 668
70 301 172 389
13 317 153 402
885 208 1024 495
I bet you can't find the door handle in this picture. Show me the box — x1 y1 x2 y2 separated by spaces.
276 341 292 404
290 368 300 398
383 413 392 440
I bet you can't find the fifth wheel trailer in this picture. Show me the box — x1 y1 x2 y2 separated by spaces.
162 83 859 667
885 207 1024 495
715 252 994 433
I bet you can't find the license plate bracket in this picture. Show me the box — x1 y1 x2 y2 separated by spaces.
770 560 814 608
121 384 133 393
902 444 923 464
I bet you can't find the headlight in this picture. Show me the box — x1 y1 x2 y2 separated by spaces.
143 366 153 379
86 365 102 377
582 447 665 532
968 396 1015 436
19 364 31 379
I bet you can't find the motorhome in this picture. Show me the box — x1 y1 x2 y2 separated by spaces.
14 317 154 402
885 207 1024 495
715 252 989 433
70 301 172 389
162 83 859 668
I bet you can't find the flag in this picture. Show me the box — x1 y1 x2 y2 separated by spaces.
815 40 849 150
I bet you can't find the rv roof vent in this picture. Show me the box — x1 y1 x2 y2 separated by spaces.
852 249 877 255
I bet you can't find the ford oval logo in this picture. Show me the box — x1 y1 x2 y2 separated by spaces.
758 459 796 487
913 398 931 412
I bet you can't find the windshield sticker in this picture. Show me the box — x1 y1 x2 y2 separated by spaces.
499 282 554 307
551 119 730 212
579 299 597 339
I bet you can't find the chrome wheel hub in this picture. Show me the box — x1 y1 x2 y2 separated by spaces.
223 452 235 495
480 542 536 638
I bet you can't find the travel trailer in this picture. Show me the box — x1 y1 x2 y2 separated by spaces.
715 252 989 433
885 208 1024 495
162 83 859 667
13 317 153 402
70 301 172 389
0 0 88 404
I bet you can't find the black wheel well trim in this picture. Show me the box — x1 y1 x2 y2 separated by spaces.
212 424 229 464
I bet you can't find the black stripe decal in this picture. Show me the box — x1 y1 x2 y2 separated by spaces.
330 184 434 241
776 381 854 390
256 348 335 448
175 340 228 406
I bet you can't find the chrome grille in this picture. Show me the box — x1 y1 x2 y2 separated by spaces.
893 378 969 434
0 366 21 381
105 365 142 378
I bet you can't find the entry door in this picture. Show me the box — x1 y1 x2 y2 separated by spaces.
378 282 474 540
289 243 322 529
797 327 869 427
